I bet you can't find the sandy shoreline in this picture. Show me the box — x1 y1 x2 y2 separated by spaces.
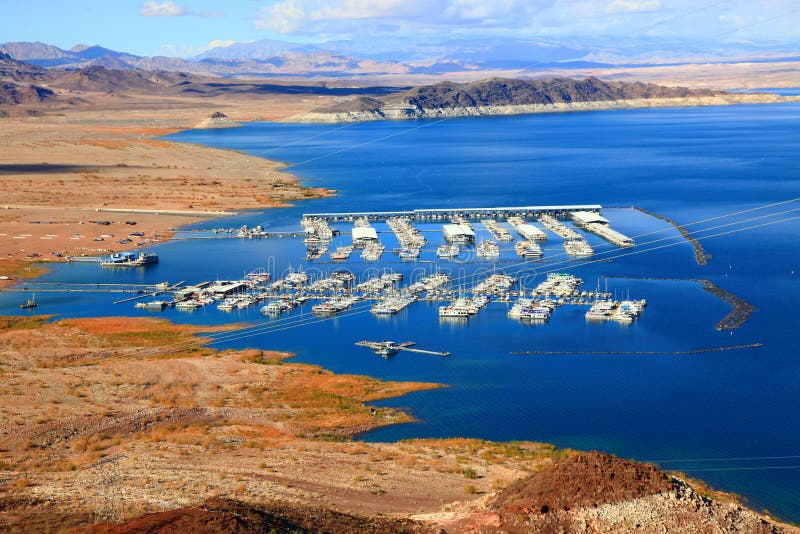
0 91 337 263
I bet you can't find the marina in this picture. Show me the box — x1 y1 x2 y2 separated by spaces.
3 104 796 522
295 206 636 264
111 266 640 326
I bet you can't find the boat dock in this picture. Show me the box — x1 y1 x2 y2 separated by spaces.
303 205 602 222
355 340 451 357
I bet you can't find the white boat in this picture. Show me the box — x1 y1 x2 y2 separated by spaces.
330 246 353 260
261 300 289 314
176 300 199 311
436 244 459 259
515 241 543 259
476 240 500 258
520 307 551 321
399 247 420 260
101 251 158 267
217 298 238 311
438 306 471 318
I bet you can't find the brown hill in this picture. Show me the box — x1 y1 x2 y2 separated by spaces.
51 66 168 93
477 451 793 534
0 81 55 106
492 451 671 514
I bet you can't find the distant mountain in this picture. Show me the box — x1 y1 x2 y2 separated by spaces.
50 66 188 93
0 40 414 78
0 41 72 62
0 51 49 82
3 39 799 80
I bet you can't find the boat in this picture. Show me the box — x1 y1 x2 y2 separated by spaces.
261 301 286 314
564 238 594 257
520 307 551 321
330 246 353 260
306 246 326 260
371 295 415 314
245 270 271 284
476 240 500 258
19 294 36 309
136 300 171 311
439 297 476 318
438 306 471 318
375 344 398 358
436 244 459 259
515 240 543 259
176 300 199 311
361 243 385 261
217 298 239 311
101 251 159 267
399 247 420 260
236 296 256 309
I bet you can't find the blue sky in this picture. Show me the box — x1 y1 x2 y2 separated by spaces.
0 0 797 57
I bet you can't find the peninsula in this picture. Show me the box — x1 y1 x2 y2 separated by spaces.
287 76 796 123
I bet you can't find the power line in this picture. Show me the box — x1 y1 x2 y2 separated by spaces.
111 208 800 361
648 454 800 463
126 206 800 357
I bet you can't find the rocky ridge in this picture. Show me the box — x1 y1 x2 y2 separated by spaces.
287 77 797 123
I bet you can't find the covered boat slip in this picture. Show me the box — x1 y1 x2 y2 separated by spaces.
302 204 603 222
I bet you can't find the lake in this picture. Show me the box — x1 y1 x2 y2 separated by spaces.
3 102 799 520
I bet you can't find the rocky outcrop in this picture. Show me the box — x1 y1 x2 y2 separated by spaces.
195 111 240 129
437 452 798 533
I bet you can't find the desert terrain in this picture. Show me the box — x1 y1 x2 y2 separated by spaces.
0 88 339 263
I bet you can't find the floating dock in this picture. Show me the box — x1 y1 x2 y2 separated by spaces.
570 211 634 247
355 340 451 357
303 205 602 222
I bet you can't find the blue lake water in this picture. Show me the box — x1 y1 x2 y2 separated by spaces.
2 102 800 520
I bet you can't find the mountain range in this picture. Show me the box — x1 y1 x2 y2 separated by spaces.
2 39 799 79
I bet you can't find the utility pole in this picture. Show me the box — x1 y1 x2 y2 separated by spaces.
90 454 126 524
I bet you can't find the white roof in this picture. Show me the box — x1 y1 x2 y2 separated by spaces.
518 224 546 238
443 224 476 237
352 227 378 240
572 211 609 224
587 223 634 243
209 280 246 292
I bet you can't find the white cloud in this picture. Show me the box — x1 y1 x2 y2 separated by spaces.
255 0 554 35
206 39 237 50
139 1 186 17
606 0 661 13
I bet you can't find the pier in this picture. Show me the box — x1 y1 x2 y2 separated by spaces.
303 205 602 223
355 340 451 357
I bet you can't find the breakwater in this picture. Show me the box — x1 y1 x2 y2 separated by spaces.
601 276 755 331
632 206 711 266
510 343 763 356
